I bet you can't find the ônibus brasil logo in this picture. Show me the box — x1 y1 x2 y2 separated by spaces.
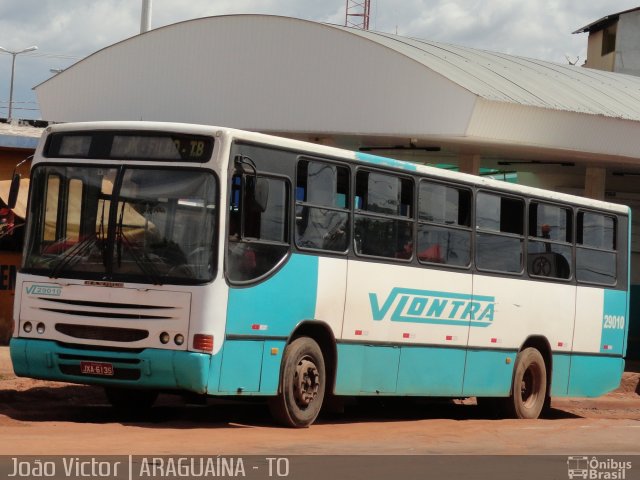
369 287 495 327
25 284 62 297
567 456 632 479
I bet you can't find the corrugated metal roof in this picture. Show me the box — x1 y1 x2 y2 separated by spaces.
328 24 640 121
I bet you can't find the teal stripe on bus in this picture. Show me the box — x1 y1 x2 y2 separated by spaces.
550 353 571 397
567 354 624 397
601 289 627 355
462 349 515 397
355 152 418 172
335 343 516 397
226 254 319 337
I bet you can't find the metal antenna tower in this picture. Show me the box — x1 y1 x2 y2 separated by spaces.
345 0 371 30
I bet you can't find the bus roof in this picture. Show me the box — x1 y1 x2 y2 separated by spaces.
41 121 630 215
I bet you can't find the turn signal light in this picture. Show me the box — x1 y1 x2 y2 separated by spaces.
193 334 214 352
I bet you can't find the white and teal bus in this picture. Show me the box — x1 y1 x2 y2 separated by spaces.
10 122 630 427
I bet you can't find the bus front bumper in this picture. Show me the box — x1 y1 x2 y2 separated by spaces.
10 338 211 394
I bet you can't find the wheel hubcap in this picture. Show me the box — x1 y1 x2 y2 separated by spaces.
293 357 320 408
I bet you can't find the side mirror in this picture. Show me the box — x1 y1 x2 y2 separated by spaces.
7 173 20 210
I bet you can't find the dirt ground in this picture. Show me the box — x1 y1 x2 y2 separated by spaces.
1 347 640 456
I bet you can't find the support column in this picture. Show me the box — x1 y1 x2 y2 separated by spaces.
458 154 481 175
584 167 606 200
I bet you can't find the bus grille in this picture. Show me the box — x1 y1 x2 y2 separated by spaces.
55 324 149 342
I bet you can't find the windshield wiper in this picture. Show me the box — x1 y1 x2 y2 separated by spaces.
115 203 163 285
116 231 164 285
49 234 99 278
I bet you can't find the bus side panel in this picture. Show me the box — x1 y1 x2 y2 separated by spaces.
361 345 400 393
218 340 264 393
342 261 472 395
260 340 287 394
568 355 624 397
550 353 571 396
225 254 319 337
461 349 515 397
210 338 286 395
469 275 576 366
468 274 575 396
325 345 402 395
221 254 345 395
600 289 628 355
335 344 468 396
569 287 627 397
397 346 466 396
334 343 365 394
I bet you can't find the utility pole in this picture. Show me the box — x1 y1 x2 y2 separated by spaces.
0 46 38 121
141 0 152 33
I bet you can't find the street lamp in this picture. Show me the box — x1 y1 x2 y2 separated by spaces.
0 46 38 121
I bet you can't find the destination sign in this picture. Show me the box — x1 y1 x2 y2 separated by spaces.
44 131 214 163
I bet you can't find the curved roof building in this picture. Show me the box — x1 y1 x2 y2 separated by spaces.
34 14 640 166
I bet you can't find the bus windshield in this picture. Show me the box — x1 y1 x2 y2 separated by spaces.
23 165 218 284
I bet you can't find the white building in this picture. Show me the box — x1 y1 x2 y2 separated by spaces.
574 6 640 76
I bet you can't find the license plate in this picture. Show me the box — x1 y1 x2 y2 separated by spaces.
80 361 114 376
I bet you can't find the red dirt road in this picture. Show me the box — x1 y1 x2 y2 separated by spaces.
1 347 640 456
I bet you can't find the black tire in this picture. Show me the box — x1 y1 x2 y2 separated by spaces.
506 347 547 419
268 337 325 428
104 387 158 415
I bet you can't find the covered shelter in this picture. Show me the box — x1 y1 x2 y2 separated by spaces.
35 15 640 169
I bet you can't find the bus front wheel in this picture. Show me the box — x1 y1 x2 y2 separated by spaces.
268 337 325 428
507 347 547 419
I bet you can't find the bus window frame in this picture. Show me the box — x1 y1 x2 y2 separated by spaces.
575 208 618 287
526 199 574 283
293 155 351 256
352 166 415 263
23 162 221 286
474 189 526 276
416 178 473 270
225 168 292 286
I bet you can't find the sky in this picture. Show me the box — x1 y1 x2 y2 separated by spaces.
0 0 639 120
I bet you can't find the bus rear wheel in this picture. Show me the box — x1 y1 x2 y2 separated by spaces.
268 337 325 428
507 347 547 419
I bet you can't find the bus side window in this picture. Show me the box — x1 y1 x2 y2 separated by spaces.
527 202 572 280
227 172 290 282
295 159 350 252
576 211 616 285
353 171 414 260
476 192 524 274
417 180 471 267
